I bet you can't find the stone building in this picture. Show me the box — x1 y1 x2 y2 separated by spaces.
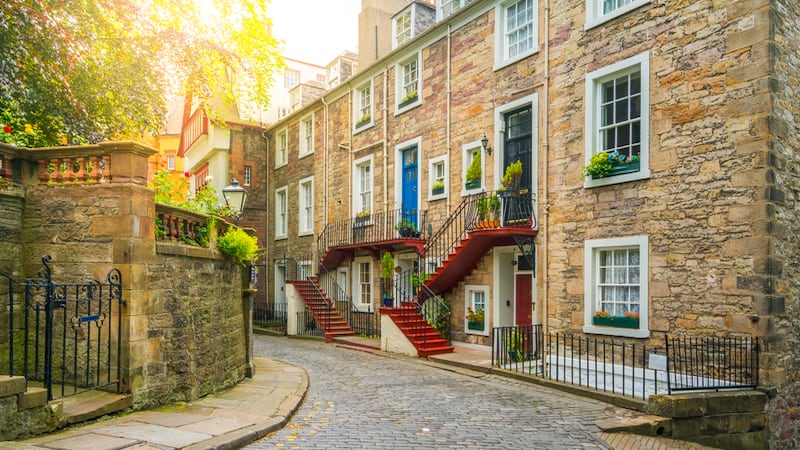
262 0 799 446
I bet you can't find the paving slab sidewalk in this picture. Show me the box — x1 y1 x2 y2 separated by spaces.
1 357 308 450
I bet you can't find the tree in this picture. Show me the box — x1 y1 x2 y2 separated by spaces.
0 0 282 147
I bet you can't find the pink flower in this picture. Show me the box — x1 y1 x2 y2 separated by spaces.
2 125 11 133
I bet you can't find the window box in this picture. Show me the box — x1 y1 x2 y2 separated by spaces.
356 116 371 129
592 160 640 179
467 321 484 331
399 94 418 109
592 315 640 329
465 179 480 190
354 215 371 228
432 185 444 196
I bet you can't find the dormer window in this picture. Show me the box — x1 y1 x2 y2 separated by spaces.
393 9 413 48
438 0 468 20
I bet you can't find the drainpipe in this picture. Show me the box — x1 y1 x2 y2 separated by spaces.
542 0 551 356
446 24 452 212
383 66 389 211
321 96 329 234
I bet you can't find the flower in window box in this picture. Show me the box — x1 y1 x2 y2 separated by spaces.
431 179 445 195
624 311 640 319
355 210 370 219
594 310 610 318
466 307 484 323
356 114 371 128
584 151 641 179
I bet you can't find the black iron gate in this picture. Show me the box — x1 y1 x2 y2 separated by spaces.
1 255 124 400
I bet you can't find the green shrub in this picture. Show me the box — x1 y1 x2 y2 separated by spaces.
216 227 260 265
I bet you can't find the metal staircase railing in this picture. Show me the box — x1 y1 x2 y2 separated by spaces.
317 263 380 336
283 255 332 333
391 268 451 349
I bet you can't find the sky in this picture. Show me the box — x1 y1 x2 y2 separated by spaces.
269 0 361 66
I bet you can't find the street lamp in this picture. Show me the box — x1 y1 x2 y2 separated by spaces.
222 178 247 225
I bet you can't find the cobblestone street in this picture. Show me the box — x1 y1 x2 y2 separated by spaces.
247 335 636 449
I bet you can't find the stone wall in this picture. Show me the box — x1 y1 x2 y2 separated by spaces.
766 0 800 446
0 142 248 415
546 0 773 340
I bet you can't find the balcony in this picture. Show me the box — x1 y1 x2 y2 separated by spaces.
178 107 208 157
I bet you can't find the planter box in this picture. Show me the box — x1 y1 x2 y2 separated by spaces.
432 186 444 196
399 96 418 109
355 119 370 129
465 179 480 190
467 321 484 331
592 160 640 179
592 315 640 329
354 216 371 227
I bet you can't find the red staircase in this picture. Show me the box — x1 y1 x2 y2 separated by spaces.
381 304 454 356
289 278 355 342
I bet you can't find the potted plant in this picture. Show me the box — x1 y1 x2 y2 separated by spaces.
356 113 371 128
584 150 640 179
395 217 419 237
466 307 484 331
488 193 501 227
381 252 395 307
506 326 526 361
410 270 430 288
431 179 445 196
354 209 371 227
592 310 640 329
465 152 481 190
475 196 488 227
501 159 523 190
399 90 418 108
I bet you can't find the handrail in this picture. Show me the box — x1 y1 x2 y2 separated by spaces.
317 207 428 262
283 255 332 332
317 262 380 336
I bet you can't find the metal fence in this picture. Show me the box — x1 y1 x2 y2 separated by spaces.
2 256 123 400
295 309 324 338
253 302 287 335
492 326 759 400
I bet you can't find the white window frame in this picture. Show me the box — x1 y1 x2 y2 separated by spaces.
465 285 490 336
243 166 252 187
584 51 650 188
583 236 649 338
461 141 484 196
353 155 373 218
494 0 539 70
166 154 176 171
395 54 421 113
354 82 373 132
275 127 288 168
298 114 314 158
393 9 413 49
353 256 373 311
274 186 288 240
429 155 448 201
298 176 314 236
438 0 465 20
585 0 649 30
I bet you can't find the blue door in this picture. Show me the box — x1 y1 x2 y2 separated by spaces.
401 146 418 229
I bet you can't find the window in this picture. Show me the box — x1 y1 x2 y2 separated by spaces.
298 176 314 235
243 166 252 186
275 187 288 239
195 164 210 193
354 257 373 310
316 73 326 83
584 51 650 187
462 142 483 194
353 156 373 217
285 69 300 88
355 83 372 129
166 154 176 171
299 114 314 157
438 0 465 20
495 0 538 69
585 0 649 29
465 285 489 334
396 55 421 111
584 236 649 338
429 155 447 200
393 10 412 48
275 127 288 167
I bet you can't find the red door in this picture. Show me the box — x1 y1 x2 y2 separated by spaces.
515 274 532 327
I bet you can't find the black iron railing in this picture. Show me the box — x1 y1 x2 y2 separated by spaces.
253 302 287 334
317 264 380 337
2 255 123 400
491 327 759 400
295 309 324 338
665 335 759 393
389 268 451 348
317 208 428 260
282 255 333 334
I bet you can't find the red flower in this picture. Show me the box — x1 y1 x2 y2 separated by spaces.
184 171 191 177
2 125 11 133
